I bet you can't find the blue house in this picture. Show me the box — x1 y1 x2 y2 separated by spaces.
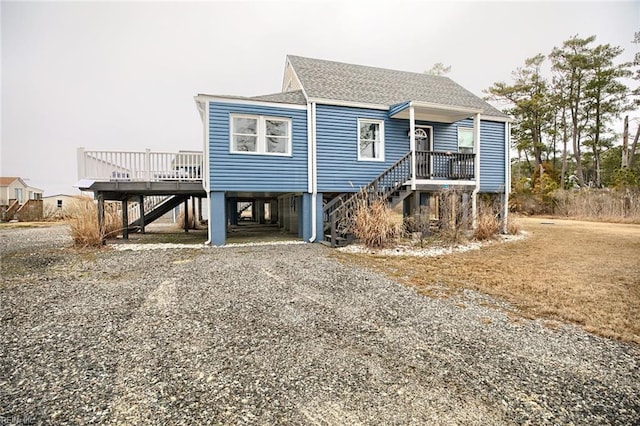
194 55 511 246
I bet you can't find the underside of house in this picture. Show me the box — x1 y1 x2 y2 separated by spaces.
77 55 511 246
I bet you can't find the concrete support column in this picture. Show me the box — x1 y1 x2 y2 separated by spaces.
209 191 226 246
257 200 266 224
298 195 305 238
228 197 238 226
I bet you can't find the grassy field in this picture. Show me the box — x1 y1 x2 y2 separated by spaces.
338 217 640 344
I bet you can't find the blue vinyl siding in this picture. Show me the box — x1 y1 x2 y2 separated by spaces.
316 105 409 192
431 117 506 191
209 102 308 192
479 120 506 192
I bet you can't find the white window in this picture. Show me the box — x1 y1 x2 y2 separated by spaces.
14 188 23 203
458 127 474 154
358 119 385 161
230 114 291 156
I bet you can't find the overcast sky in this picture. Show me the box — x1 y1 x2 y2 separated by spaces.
2 0 638 196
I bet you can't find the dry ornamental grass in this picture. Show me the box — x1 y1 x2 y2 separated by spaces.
351 197 404 248
67 198 121 247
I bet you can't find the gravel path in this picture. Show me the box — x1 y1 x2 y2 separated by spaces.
1 225 639 424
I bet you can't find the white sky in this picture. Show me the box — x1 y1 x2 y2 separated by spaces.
1 0 639 195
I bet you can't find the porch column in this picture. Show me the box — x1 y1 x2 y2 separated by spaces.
409 104 416 190
503 120 511 233
472 113 481 229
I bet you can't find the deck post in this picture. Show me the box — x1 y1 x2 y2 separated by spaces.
122 198 129 240
198 197 203 223
138 195 145 234
183 198 189 233
97 192 105 244
191 196 196 227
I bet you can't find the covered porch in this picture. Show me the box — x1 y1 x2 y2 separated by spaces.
389 100 481 187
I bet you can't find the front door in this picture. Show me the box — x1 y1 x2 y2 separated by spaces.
414 127 432 178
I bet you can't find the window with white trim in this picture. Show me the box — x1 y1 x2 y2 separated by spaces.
458 127 474 154
230 114 291 156
358 119 384 161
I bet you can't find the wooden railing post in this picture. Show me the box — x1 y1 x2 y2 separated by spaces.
77 147 86 180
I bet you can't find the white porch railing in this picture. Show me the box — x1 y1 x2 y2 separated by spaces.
77 148 203 182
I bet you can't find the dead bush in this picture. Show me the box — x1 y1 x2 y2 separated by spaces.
351 196 403 248
67 198 120 247
434 189 472 245
506 216 521 235
473 212 500 240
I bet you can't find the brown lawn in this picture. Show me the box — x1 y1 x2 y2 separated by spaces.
337 217 640 344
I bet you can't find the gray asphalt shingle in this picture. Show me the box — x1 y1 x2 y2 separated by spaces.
287 55 508 118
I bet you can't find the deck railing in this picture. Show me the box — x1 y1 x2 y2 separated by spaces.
415 151 475 180
77 148 203 182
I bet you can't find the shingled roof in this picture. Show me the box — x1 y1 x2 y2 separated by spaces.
287 55 508 118
251 90 306 105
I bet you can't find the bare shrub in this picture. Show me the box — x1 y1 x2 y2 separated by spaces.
67 198 121 247
434 189 472 245
473 212 500 240
506 216 521 235
351 196 403 248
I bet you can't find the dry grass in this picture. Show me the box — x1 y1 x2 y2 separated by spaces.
175 206 203 230
352 197 404 248
472 212 500 240
67 198 121 247
506 216 521 235
338 217 640 344
552 189 640 223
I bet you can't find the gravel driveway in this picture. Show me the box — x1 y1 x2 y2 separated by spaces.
1 225 639 424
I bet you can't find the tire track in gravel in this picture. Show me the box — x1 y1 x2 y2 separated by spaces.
110 279 177 423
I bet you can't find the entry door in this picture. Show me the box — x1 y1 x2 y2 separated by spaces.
414 127 432 178
415 127 431 151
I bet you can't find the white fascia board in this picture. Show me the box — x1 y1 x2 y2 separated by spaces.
480 114 514 123
307 98 389 111
194 95 308 111
410 101 483 115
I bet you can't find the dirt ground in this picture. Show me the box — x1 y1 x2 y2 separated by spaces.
339 217 640 344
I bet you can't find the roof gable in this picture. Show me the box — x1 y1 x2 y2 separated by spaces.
0 177 22 186
286 55 507 118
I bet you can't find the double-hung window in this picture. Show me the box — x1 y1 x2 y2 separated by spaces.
358 119 385 161
230 114 291 156
457 127 474 154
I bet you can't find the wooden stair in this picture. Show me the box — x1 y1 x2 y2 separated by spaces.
324 152 413 247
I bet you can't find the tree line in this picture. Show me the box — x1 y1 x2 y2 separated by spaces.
486 34 640 191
